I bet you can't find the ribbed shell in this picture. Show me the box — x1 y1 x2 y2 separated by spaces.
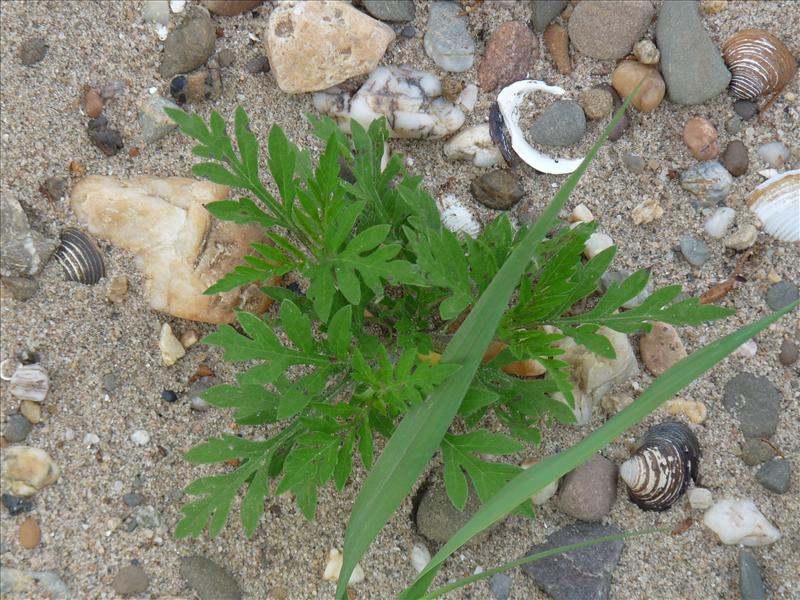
746 169 800 242
619 422 700 511
54 228 105 284
722 29 797 100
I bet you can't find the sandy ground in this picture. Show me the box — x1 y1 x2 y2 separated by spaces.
1 1 799 598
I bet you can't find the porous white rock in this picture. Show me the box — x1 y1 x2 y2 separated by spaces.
410 543 431 574
130 430 151 446
322 548 365 584
688 487 713 510
1 446 60 497
703 498 781 546
443 125 503 168
9 364 49 403
704 207 736 239
159 323 186 366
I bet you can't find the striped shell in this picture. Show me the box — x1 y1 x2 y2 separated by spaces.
746 169 800 242
54 228 105 284
722 29 797 100
619 422 700 511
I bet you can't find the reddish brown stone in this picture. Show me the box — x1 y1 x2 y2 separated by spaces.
478 21 538 92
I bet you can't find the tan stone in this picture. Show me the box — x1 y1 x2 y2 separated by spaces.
202 0 263 16
611 61 665 113
19 400 42 424
683 117 719 160
265 1 395 94
544 23 571 74
19 517 41 549
1 446 60 496
70 176 275 324
640 322 687 376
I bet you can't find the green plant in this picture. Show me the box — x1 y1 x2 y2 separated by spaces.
165 104 732 541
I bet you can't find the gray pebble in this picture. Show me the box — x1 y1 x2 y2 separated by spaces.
733 100 758 121
555 454 617 521
180 556 242 600
779 338 799 366
766 281 799 311
679 161 733 205
719 140 748 177
363 0 415 22
756 141 789 169
622 152 646 174
470 170 524 210
489 572 512 600
400 24 417 39
722 373 780 439
0 568 71 598
134 505 161 529
244 55 270 74
160 5 216 79
4 413 33 443
217 48 236 68
101 372 120 393
755 459 791 494
186 376 215 411
738 550 767 600
568 0 654 60
87 116 124 157
424 1 475 72
122 493 145 507
136 95 181 146
740 438 778 466
19 37 48 65
2 493 35 515
530 100 586 147
726 115 744 135
41 176 68 202
531 0 568 32
679 234 711 268
112 565 150 596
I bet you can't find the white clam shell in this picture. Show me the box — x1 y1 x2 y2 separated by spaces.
747 169 799 242
497 80 585 175
443 124 504 168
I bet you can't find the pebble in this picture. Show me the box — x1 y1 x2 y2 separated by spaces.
186 376 215 411
322 548 365 584
180 329 199 348
683 117 719 160
87 116 124 156
2 493 34 515
631 198 663 225
170 66 222 104
611 62 665 113
479 21 537 91
202 0 262 16
179 555 242 600
601 393 634 414
722 225 758 251
622 152 646 174
704 207 736 238
83 432 100 445
633 39 660 65
579 88 613 120
1 446 59 496
362 0 415 22
0 197 57 279
130 430 151 446
4 414 33 443
680 161 733 205
656 0 730 105
779 338 798 365
597 84 631 141
106 275 129 303
530 100 586 148
217 48 235 68
123 492 145 507
160 5 216 78
443 125 503 168
160 323 186 366
40 176 68 202
142 0 170 24
267 586 290 600
9 364 49 404
83 87 104 118
134 505 162 529
522 522 624 600
739 550 768 600
543 23 570 75
719 140 748 176
735 339 758 359
531 0 568 32
19 37 48 65
244 55 270 74
555 454 617 521
415 471 488 545
410 543 431 574
113 565 150 596
19 401 42 425
679 234 711 268
161 389 178 403
756 141 790 169
489 572 512 600
568 0 655 60
424 1 475 72
740 439 778 466
400 24 417 39
0 567 70 598
703 498 781 546
664 399 707 424
640 322 687 375
733 100 758 121
583 232 614 260
755 459 790 494
687 487 713 510
19 517 41 549
725 115 744 135
722 373 780 439
520 458 559 505
470 170 524 210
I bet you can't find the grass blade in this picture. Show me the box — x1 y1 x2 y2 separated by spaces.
400 299 799 598
335 86 639 599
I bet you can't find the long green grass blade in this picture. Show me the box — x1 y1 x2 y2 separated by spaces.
421 527 668 599
336 86 640 599
400 299 798 598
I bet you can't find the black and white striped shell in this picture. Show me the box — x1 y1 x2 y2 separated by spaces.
619 421 700 511
722 29 797 100
54 228 105 284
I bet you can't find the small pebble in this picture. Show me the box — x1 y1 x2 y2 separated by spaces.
160 323 186 366
1 446 59 496
704 207 736 239
622 152 645 174
726 115 744 135
719 140 748 176
424 1 475 72
756 141 789 168
87 116 123 156
766 281 799 311
161 389 178 403
703 498 781 546
217 48 235 68
142 0 170 24
733 100 758 120
106 275 128 303
40 176 67 202
170 66 222 104
683 117 719 160
578 88 613 120
688 487 713 510
19 517 41 549
530 99 586 147
19 37 48 65
640 322 687 375
186 376 215 411
2 493 34 516
612 61 665 112
583 232 613 259
410 543 431 574
755 459 790 494
19 401 42 425
555 454 617 521
244 55 270 74
543 23 570 75
740 439 777 466
664 399 707 424
123 493 145 507
722 373 780 439
83 432 100 445
479 21 538 91
598 268 653 308
470 170 524 210
680 161 732 205
738 550 767 600
735 339 758 358
489 572 513 600
633 39 660 64
631 198 663 225
100 80 126 100
778 338 798 366
83 87 104 118
130 430 150 446
180 329 199 348
112 565 150 596
178 556 243 600
679 234 711 267
9 364 49 403
4 414 33 443
400 25 417 39
723 225 758 251
600 393 634 414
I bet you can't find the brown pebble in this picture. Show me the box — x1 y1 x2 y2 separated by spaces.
441 77 463 102
478 21 538 92
19 517 41 549
20 400 42 424
611 61 665 112
640 322 687 376
128 147 140 158
719 140 748 176
579 88 613 120
69 160 86 178
683 117 719 160
83 86 104 118
779 338 799 366
543 23 571 74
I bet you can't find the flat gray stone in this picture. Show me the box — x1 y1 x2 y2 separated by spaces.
530 0 568 32
755 459 790 494
766 281 799 311
568 0 655 60
363 0 415 22
0 197 57 278
739 550 767 600
159 5 216 78
136 95 181 145
521 522 624 600
424 1 475 72
179 556 242 600
3 413 32 443
722 373 781 439
530 99 586 147
680 234 711 267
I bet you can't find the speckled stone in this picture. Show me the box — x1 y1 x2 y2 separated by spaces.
766 281 799 311
733 100 758 120
530 100 586 147
3 414 33 443
680 161 733 205
363 0 415 22
722 373 780 439
755 459 791 494
470 170 524 210
555 454 617 521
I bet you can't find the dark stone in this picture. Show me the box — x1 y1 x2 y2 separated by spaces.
720 140 748 177
19 37 48 65
123 493 146 507
679 234 711 268
766 281 799 311
555 454 617 521
722 373 781 439
4 413 32 443
40 177 68 202
530 0 569 32
244 55 270 74
470 170 524 210
0 196 57 278
16 350 40 365
489 572 512 600
362 0 415 22
740 438 777 466
738 550 767 600
521 522 624 600
755 459 791 494
112 565 150 596
170 67 222 105
400 25 417 39
161 389 178 403
179 556 242 600
779 338 798 366
2 494 35 516
160 5 216 79
530 100 586 147
733 100 759 121
87 116 124 156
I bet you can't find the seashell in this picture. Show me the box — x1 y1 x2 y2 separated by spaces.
488 102 517 169
746 169 800 242
54 228 105 284
722 30 797 100
9 364 49 403
620 421 700 511
438 194 481 237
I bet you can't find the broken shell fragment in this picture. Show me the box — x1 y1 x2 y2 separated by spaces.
54 228 105 284
438 194 480 237
620 421 700 511
722 29 797 100
746 169 799 242
443 125 504 168
323 548 365 585
497 80 585 174
9 364 49 403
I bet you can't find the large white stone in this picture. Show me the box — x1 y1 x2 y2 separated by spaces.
1 446 60 497
703 498 781 546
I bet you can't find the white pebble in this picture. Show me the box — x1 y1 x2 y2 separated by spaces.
322 548 365 585
569 203 594 223
443 125 503 168
457 84 478 113
169 0 186 13
83 432 100 445
703 498 781 546
583 232 614 259
688 487 713 510
723 224 758 250
704 207 736 239
410 543 431 574
159 323 186 366
756 141 789 169
155 23 169 41
735 339 758 358
130 430 151 446
9 364 49 403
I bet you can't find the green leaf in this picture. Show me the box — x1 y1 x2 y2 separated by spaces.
192 163 245 188
280 299 315 353
326 305 353 360
205 199 279 229
268 124 296 204
234 106 259 177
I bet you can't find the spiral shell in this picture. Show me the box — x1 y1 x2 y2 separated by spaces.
54 228 105 284
722 29 797 100
620 422 700 511
746 169 800 242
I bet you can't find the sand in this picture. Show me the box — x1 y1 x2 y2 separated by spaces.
1 1 798 599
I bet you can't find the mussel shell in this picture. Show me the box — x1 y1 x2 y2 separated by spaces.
722 29 797 100
54 228 105 284
620 421 700 511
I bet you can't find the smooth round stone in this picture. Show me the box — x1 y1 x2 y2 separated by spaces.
723 225 758 251
633 39 660 64
18 517 41 549
755 459 790 494
579 88 613 120
123 493 145 507
159 6 216 78
470 170 524 210
688 487 713 510
568 0 655 60
4 414 33 443
756 141 790 169
136 95 181 146
766 281 799 311
622 152 646 174
779 338 798 366
683 117 719 160
530 100 586 147
679 234 711 267
112 565 150 596
704 207 736 239
740 438 777 466
640 321 687 376
424 1 475 72
611 62 665 112
19 37 48 66
180 556 242 600
722 373 780 439
478 21 538 92
733 100 758 120
680 161 733 205
555 454 617 521
739 550 767 600
720 140 748 176
362 0 415 22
